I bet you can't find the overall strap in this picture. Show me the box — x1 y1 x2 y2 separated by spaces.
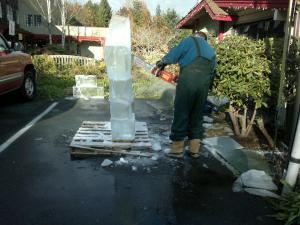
191 36 202 58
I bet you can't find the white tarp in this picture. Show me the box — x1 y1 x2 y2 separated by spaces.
233 169 280 198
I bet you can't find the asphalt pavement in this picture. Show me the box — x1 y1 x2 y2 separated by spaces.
0 97 282 225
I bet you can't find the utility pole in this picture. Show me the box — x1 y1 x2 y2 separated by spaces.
282 0 300 193
276 0 294 128
283 110 300 192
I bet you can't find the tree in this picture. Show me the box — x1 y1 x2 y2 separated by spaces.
116 6 131 18
155 4 161 17
97 0 112 27
131 0 143 26
162 8 179 29
83 0 97 26
213 36 271 138
56 0 79 48
153 4 165 28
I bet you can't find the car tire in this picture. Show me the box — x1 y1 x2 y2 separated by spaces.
20 69 36 101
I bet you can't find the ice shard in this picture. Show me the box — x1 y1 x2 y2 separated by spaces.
104 16 135 141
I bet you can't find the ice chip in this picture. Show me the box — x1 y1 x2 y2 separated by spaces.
101 159 113 167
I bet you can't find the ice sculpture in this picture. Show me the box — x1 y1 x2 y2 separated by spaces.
73 75 104 99
104 16 135 141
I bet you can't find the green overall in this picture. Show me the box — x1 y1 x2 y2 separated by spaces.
170 37 214 141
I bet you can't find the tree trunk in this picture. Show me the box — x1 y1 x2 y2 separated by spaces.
228 103 241 136
47 0 52 45
246 104 257 136
240 106 247 137
256 117 275 148
48 23 52 45
68 25 71 54
61 0 66 48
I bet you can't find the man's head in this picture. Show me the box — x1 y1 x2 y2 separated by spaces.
193 30 208 41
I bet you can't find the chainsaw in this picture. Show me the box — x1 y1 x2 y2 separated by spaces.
133 56 178 86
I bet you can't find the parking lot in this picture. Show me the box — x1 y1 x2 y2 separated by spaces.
0 97 281 225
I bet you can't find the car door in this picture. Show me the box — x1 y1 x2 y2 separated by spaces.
0 35 23 95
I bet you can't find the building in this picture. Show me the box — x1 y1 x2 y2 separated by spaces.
55 25 107 59
18 0 61 45
0 0 108 59
0 0 19 40
176 0 299 40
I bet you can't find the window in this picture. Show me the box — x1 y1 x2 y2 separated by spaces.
6 5 13 21
34 15 41 27
26 14 42 27
26 14 33 27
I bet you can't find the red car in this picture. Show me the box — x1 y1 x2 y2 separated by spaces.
0 34 36 100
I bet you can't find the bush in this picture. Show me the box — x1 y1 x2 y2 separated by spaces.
213 35 271 138
286 37 300 103
33 55 108 99
28 44 69 55
272 184 300 225
264 37 300 104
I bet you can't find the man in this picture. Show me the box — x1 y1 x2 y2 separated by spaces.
157 30 216 158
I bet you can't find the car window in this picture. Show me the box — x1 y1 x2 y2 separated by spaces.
0 36 8 52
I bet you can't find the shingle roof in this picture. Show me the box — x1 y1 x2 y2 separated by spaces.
176 0 289 29
176 0 234 29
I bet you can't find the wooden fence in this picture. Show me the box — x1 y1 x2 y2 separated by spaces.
49 55 98 67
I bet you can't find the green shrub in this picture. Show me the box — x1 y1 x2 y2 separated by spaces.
272 184 300 225
213 35 271 138
264 37 300 104
286 37 300 102
33 55 108 99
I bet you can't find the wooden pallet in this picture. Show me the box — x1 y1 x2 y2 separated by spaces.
70 121 153 158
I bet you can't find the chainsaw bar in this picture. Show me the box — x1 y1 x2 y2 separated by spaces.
133 56 177 86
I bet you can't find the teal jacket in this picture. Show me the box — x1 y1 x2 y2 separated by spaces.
162 36 216 76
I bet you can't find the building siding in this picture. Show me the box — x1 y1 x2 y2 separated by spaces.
18 0 61 35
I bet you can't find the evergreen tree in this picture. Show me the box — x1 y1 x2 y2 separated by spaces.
162 8 180 29
154 4 165 28
155 4 161 17
97 0 112 27
84 0 97 26
132 0 143 26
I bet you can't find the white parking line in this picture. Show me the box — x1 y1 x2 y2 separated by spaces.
0 102 58 153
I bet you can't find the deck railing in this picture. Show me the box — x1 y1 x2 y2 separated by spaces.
49 55 97 67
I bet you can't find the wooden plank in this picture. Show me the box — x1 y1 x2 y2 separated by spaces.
70 145 155 157
70 121 152 152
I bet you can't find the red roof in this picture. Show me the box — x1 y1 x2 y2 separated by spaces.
214 0 288 9
176 0 288 29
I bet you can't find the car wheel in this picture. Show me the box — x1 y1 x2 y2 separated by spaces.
20 70 36 101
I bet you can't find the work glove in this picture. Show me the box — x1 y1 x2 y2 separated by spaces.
156 60 166 70
155 60 167 77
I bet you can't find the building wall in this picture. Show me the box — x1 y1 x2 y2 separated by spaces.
18 0 61 35
194 14 219 36
57 26 108 38
189 9 286 39
80 42 104 60
0 0 19 34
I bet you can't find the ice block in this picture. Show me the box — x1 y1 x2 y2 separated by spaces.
109 79 134 102
110 99 133 119
104 15 135 141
